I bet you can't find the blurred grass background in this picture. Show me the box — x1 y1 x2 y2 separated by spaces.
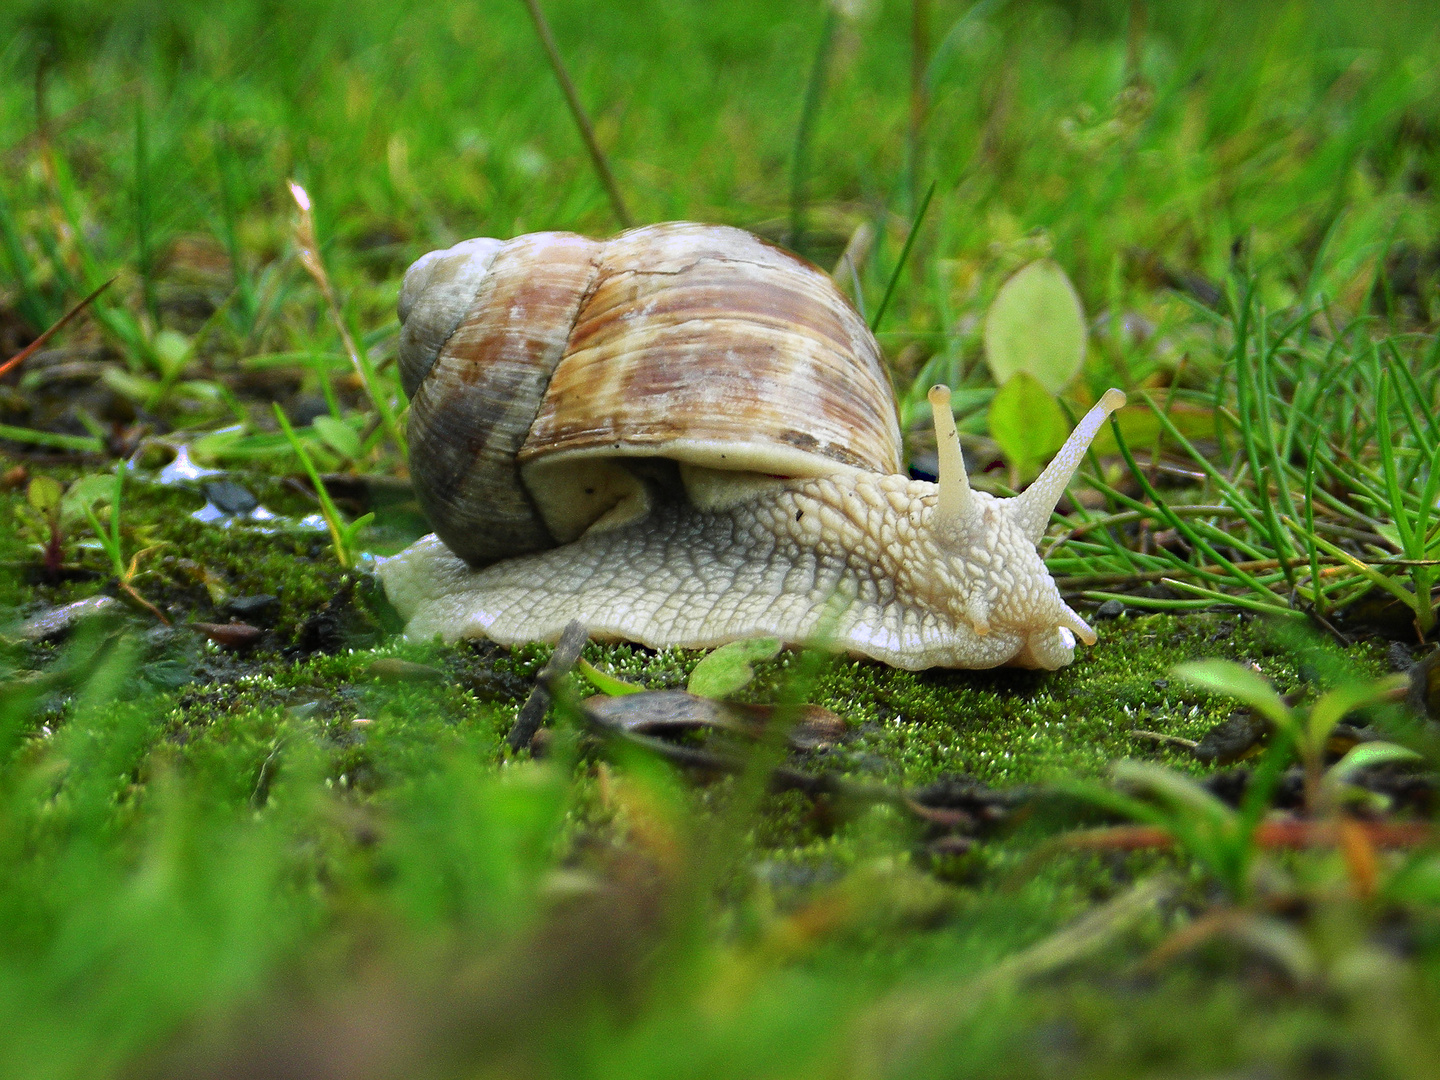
4 0 1438 361
3 2 1440 1078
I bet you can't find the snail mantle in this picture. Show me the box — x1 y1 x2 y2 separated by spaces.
376 222 1125 671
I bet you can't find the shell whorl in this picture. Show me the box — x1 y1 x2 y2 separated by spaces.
402 232 604 566
398 222 902 567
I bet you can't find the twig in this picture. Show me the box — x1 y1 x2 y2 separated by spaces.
508 620 590 752
0 277 115 381
574 693 915 811
1055 556 1331 590
522 0 633 229
1058 819 1433 852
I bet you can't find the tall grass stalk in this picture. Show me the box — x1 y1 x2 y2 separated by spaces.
522 0 632 229
287 181 407 461
788 6 837 257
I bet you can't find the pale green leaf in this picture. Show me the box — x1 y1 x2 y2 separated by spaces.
576 658 645 696
687 637 783 699
983 258 1087 393
1307 674 1409 745
987 373 1069 479
152 328 193 376
1111 760 1234 827
1327 740 1423 786
1172 660 1293 730
26 476 63 518
312 415 362 460
60 473 121 529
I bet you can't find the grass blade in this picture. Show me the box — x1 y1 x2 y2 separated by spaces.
789 6 839 255
871 180 935 333
522 0 633 229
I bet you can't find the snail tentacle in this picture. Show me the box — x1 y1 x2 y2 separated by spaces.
1007 388 1127 543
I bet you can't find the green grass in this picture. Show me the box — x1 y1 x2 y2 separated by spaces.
2 1 1440 1077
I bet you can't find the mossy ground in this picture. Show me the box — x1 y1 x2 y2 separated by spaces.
0 460 1430 1076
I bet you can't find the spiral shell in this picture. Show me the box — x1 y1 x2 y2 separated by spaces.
398 222 902 567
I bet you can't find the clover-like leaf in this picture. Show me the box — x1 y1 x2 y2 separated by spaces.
1173 660 1293 731
983 258 1087 394
987 372 1069 479
27 476 63 520
687 637 782 700
312 415 362 460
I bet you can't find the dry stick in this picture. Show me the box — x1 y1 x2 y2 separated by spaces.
578 700 913 810
522 0 633 229
0 277 115 381
1129 730 1199 752
508 620 591 752
1059 819 1433 853
1056 555 1341 591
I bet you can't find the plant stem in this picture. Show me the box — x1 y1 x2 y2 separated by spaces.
522 0 633 229
871 180 935 333
789 7 838 256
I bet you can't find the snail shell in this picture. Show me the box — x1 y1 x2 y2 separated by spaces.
381 222 1125 670
397 222 900 566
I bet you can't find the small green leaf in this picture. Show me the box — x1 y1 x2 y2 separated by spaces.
1328 740 1423 786
983 258 1087 394
152 328 193 376
312 415 362 460
1112 760 1235 826
26 476 62 518
687 637 783 699
100 367 161 404
576 658 645 696
987 373 1069 479
60 473 121 529
1173 660 1294 731
1307 674 1409 746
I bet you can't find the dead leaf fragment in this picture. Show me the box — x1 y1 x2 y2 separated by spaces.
365 657 445 682
582 690 847 750
191 621 264 649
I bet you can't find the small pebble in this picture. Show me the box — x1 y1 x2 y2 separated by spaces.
226 594 278 620
202 479 259 515
16 596 122 641
1095 599 1126 620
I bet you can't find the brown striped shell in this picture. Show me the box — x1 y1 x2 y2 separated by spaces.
398 222 902 568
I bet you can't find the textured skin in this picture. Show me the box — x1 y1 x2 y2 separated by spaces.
378 472 1094 671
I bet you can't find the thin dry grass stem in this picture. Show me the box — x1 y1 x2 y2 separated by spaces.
0 277 114 381
1057 556 1357 591
1058 820 1433 853
287 181 407 460
522 0 633 229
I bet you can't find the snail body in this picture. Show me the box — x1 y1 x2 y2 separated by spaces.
378 222 1125 670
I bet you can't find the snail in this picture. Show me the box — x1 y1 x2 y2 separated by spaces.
376 222 1125 670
